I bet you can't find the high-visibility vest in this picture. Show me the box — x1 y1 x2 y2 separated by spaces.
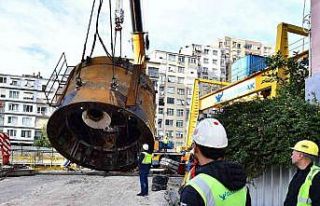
297 165 320 206
163 137 168 144
186 173 247 206
142 152 152 164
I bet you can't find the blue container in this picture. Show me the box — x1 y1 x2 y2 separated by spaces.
231 54 266 82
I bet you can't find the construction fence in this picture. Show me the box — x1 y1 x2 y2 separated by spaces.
8 145 66 168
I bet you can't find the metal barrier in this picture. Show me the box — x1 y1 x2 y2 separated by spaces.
9 146 66 169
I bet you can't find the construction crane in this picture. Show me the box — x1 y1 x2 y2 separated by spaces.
44 0 155 171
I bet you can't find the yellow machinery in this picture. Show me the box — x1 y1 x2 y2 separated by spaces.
186 78 230 147
186 22 309 147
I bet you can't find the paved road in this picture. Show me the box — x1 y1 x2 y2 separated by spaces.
0 175 167 206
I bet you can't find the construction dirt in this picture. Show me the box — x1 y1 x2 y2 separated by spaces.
0 174 181 206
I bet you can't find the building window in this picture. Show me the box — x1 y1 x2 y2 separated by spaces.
10 80 20 86
212 59 218 65
8 103 19 111
37 107 47 114
9 91 19 99
204 49 209 54
212 50 218 56
7 129 17 137
167 87 175 94
176 120 183 128
186 98 191 106
23 105 33 113
158 108 163 114
0 115 4 126
147 67 159 78
176 99 185 106
178 67 184 73
159 98 164 106
159 74 166 83
168 76 176 83
152 80 158 89
22 117 32 126
167 108 174 116
7 116 18 124
23 92 34 100
25 80 34 87
202 67 208 74
0 89 6 98
186 109 190 121
165 119 174 126
158 130 164 136
0 77 7 83
203 58 209 64
158 119 163 128
186 87 192 95
178 77 184 84
168 54 176 62
21 130 32 138
168 66 175 72
178 56 185 63
177 88 185 95
176 131 183 138
167 97 175 104
177 109 184 117
189 58 196 64
34 129 41 140
166 130 173 138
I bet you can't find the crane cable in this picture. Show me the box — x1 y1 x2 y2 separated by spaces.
77 0 96 85
109 0 117 89
77 0 116 86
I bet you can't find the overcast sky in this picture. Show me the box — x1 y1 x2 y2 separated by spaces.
0 0 308 77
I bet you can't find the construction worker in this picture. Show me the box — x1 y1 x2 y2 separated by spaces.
284 140 320 206
163 136 169 152
137 143 152 196
180 118 251 206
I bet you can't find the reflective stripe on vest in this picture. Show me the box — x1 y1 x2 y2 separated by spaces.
297 165 320 206
187 173 247 206
142 152 152 164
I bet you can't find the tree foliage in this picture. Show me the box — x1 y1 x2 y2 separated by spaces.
215 53 320 177
34 125 51 148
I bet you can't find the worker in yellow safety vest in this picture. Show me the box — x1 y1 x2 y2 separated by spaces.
284 140 320 206
163 136 169 152
137 144 152 197
180 118 251 206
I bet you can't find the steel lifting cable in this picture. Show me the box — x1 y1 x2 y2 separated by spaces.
108 0 117 87
81 0 96 62
77 0 97 83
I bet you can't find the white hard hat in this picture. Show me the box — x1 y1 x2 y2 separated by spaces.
143 144 149 150
193 118 228 148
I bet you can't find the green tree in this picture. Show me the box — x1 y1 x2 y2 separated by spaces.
215 53 320 177
34 125 51 147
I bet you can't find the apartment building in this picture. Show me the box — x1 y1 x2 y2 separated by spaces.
216 36 273 81
180 44 226 95
147 50 198 148
0 73 54 145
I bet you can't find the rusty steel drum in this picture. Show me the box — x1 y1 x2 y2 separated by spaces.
47 56 155 171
